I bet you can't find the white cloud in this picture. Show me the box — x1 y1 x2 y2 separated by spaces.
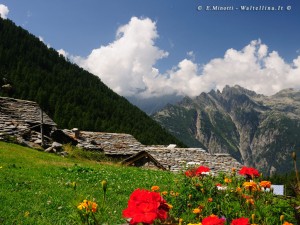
74 17 168 96
0 4 9 19
38 36 51 48
57 49 69 58
74 17 300 98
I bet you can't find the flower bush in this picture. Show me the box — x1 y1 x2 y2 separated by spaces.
122 188 171 225
134 165 296 225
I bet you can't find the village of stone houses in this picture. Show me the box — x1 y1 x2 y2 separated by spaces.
0 96 242 173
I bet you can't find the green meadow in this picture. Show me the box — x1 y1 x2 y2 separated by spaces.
0 141 298 225
0 142 174 224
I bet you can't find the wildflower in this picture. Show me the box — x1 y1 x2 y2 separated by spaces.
151 185 160 192
283 222 293 225
202 215 225 225
179 218 183 225
280 215 285 222
243 182 258 191
231 217 250 225
246 198 255 205
123 189 170 225
77 200 98 213
260 181 271 189
185 168 197 177
224 178 232 183
236 187 242 192
101 180 107 192
216 184 227 191
161 191 168 196
208 198 213 202
193 208 202 214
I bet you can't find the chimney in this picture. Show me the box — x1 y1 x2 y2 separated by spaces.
72 128 80 139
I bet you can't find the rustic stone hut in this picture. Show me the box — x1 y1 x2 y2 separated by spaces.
0 97 56 143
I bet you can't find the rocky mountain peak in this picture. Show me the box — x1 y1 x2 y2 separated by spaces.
152 85 300 175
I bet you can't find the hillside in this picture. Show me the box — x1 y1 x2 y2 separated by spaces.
0 18 184 146
152 85 300 175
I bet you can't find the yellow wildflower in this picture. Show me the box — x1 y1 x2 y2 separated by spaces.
151 185 160 192
283 222 293 225
224 177 232 183
193 208 202 214
161 191 168 196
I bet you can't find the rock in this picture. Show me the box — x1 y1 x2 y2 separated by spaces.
45 147 56 153
34 139 42 144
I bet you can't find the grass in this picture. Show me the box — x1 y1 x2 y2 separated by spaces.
0 141 298 225
0 141 176 224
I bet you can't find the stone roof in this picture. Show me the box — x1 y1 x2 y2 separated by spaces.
63 129 243 174
0 97 56 126
62 129 144 153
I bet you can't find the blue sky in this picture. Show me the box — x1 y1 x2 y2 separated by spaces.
1 0 300 99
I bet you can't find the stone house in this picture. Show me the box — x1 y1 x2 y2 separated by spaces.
0 97 56 144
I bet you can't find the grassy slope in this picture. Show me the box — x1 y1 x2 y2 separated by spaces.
0 142 176 224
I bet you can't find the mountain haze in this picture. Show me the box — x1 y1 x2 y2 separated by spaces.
0 18 184 146
153 85 300 175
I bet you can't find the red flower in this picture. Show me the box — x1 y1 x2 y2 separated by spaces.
231 217 250 225
195 166 210 175
185 168 197 177
202 215 226 225
239 167 260 178
123 189 170 225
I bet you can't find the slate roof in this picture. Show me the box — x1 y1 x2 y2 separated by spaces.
0 97 56 126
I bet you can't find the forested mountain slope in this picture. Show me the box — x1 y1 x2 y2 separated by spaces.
0 18 184 146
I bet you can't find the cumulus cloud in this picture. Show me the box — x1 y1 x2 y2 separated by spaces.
75 17 300 98
74 17 168 96
0 4 9 19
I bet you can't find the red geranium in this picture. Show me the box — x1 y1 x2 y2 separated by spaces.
123 189 170 225
202 215 226 225
185 168 197 177
195 166 210 175
231 217 250 225
239 166 260 178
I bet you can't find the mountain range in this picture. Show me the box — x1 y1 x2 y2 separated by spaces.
152 85 300 175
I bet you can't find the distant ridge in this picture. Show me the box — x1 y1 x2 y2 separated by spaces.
0 18 184 147
153 85 300 175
